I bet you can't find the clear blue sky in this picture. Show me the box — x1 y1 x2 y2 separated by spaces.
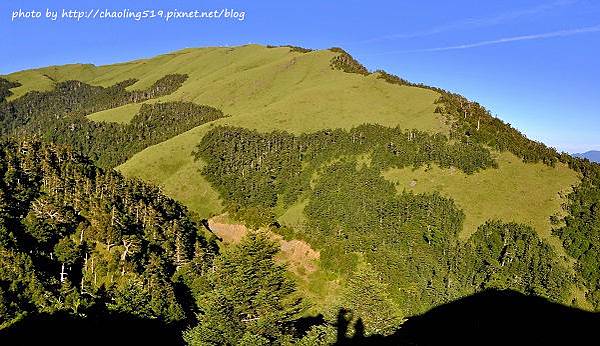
2 0 599 153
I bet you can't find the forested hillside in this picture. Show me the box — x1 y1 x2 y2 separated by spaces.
1 45 600 345
0 75 225 168
0 139 210 328
0 139 318 345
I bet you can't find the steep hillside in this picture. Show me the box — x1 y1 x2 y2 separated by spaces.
4 45 600 343
5 45 447 218
103 46 580 249
383 152 579 241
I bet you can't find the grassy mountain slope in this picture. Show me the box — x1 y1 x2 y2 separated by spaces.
383 151 579 246
118 124 223 218
3 44 599 338
2 44 580 247
5 45 447 218
7 46 444 134
114 46 577 244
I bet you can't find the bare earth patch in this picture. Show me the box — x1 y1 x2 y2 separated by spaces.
208 217 248 244
208 215 320 278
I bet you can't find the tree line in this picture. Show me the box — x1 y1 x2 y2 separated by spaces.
0 75 226 168
195 124 496 227
0 78 21 103
328 50 600 310
554 157 600 308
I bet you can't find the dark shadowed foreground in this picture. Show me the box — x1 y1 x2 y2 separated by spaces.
336 289 599 346
1 290 596 346
0 308 184 346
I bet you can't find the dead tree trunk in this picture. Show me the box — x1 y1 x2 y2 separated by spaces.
60 263 67 282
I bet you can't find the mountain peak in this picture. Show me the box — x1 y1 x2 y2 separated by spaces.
574 150 600 163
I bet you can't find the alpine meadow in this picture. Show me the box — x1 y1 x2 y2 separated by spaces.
1 44 600 345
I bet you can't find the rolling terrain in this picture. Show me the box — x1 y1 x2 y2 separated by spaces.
3 45 575 230
2 44 599 344
5 45 446 219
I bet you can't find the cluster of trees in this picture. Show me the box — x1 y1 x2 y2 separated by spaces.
0 78 21 103
302 160 571 316
554 158 600 307
267 45 314 53
328 48 370 75
373 70 559 165
434 93 559 165
0 74 187 136
195 125 495 227
182 233 305 345
0 138 215 328
0 77 225 168
455 221 570 303
305 160 463 253
303 159 463 314
298 222 573 343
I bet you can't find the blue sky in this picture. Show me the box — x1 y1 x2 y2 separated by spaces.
1 0 599 153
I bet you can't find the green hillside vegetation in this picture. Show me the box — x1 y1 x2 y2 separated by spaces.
4 45 600 343
0 137 582 344
4 45 445 219
0 78 21 103
0 139 214 327
194 124 495 228
0 138 322 344
299 159 572 314
554 159 600 308
0 75 226 168
382 151 579 241
118 124 224 219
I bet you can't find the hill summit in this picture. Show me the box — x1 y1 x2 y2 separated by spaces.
1 44 600 344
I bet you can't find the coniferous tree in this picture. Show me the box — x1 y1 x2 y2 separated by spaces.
184 232 303 345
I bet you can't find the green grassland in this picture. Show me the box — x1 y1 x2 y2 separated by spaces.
382 151 580 247
4 45 445 219
86 103 143 123
2 44 582 248
2 44 592 318
29 45 440 219
118 124 224 219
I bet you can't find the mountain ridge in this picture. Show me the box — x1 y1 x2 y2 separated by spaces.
574 150 600 163
2 44 600 343
0 44 582 253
